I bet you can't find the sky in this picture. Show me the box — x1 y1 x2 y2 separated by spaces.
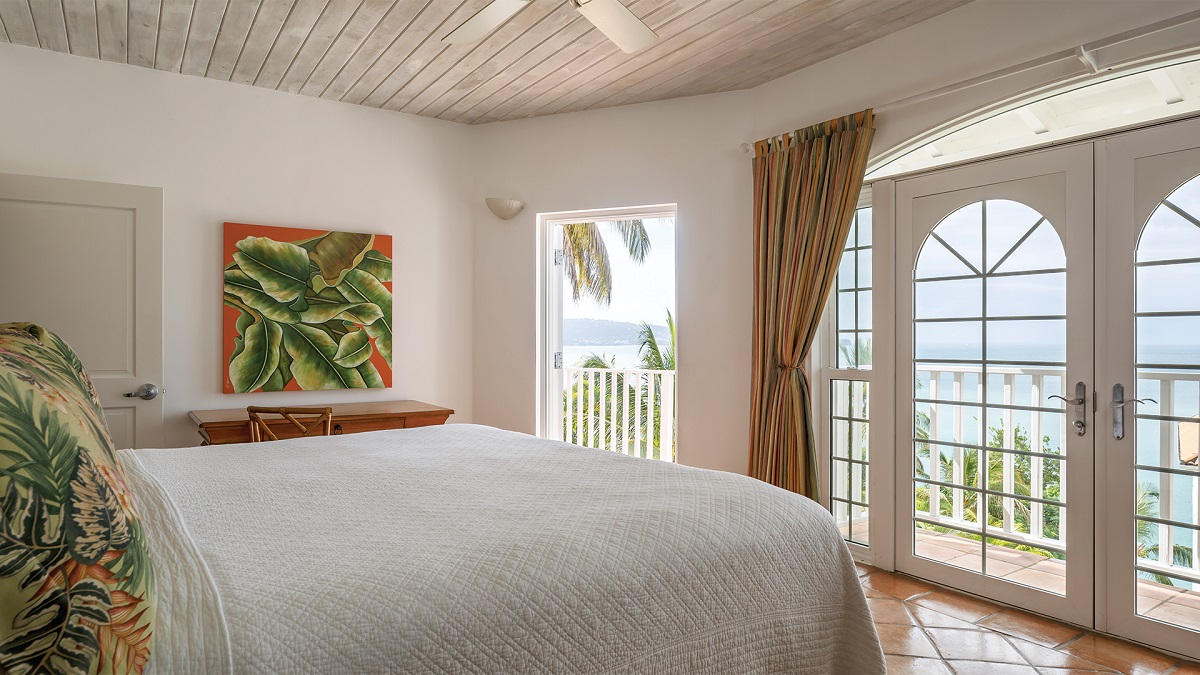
562 217 676 327
908 184 1200 363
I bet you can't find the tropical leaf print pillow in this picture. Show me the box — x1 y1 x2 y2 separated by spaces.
0 323 154 675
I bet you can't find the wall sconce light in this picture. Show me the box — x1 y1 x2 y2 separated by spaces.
485 197 525 220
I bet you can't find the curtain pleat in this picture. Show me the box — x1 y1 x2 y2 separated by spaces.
748 110 875 498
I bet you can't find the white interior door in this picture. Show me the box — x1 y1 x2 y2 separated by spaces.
894 145 1096 626
1101 116 1200 659
0 173 163 449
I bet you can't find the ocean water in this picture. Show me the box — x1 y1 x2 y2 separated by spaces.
914 341 1199 552
562 344 647 369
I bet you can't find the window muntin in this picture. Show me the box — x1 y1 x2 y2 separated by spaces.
828 205 872 547
911 198 1070 594
837 209 873 369
831 380 870 545
1134 173 1200 631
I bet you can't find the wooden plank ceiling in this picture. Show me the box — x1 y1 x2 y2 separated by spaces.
0 0 968 124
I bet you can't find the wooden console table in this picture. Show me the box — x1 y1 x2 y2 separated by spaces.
189 400 454 445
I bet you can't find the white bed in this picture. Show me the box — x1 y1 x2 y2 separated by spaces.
120 424 883 674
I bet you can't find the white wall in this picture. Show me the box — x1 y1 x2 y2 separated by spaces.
0 43 476 447
471 0 1200 475
473 92 756 474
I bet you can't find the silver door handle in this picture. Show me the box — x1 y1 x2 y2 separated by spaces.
1048 381 1087 436
1111 383 1153 440
123 383 159 400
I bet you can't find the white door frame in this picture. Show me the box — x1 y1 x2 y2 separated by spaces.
892 144 1096 627
536 204 676 441
811 187 898 569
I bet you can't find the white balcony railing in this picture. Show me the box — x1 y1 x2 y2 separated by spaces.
1134 368 1200 586
916 364 1066 554
916 364 1200 584
563 367 675 462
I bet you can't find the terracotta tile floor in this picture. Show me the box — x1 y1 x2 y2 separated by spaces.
908 528 1200 632
856 563 1200 674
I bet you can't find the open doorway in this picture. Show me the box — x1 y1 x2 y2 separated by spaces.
541 205 677 461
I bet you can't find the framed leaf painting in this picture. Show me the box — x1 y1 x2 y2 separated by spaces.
222 222 393 393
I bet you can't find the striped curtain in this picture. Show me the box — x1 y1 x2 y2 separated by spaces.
749 110 875 498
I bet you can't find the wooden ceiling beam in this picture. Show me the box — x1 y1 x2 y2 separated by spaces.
390 0 565 116
231 0 299 84
0 1 40 48
274 0 361 93
62 0 100 58
252 0 325 88
295 0 395 97
342 1 479 106
95 0 129 62
180 0 227 76
6 0 968 125
155 0 195 71
29 0 70 54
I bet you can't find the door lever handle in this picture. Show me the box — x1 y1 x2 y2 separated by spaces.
1111 398 1156 408
1048 381 1087 436
1111 384 1152 439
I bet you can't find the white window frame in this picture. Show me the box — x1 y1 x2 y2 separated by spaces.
537 203 678 442
813 186 896 569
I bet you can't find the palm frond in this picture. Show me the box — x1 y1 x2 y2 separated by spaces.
637 309 675 371
610 219 650 263
636 322 663 370
562 223 613 305
577 353 615 369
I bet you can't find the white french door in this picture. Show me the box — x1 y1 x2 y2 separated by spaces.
886 118 1200 659
894 145 1096 627
1100 116 1200 658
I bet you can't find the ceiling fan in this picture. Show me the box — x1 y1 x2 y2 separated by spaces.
443 0 659 54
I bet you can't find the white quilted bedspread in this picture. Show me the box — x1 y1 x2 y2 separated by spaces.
119 424 882 675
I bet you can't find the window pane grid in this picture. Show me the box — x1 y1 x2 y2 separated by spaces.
831 379 870 545
912 199 1068 592
828 205 872 549
1135 175 1200 623
836 208 872 370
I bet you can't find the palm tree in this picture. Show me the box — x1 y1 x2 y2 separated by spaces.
564 353 630 450
562 220 650 305
1136 482 1196 586
916 420 1065 558
839 335 872 369
637 310 675 371
561 311 677 460
636 311 675 458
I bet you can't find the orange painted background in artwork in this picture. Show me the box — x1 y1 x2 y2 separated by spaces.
222 222 393 393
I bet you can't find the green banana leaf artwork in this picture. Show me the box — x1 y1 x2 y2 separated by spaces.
223 222 393 393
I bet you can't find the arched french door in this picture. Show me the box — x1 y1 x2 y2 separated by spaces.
1102 117 1200 657
887 116 1200 658
894 144 1096 628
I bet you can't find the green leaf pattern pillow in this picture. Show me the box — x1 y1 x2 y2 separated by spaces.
0 323 154 675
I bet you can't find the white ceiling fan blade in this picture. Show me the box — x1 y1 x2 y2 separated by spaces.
443 0 530 45
572 0 659 54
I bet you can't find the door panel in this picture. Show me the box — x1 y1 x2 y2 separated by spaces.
1102 117 1200 659
895 145 1095 626
0 173 163 449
